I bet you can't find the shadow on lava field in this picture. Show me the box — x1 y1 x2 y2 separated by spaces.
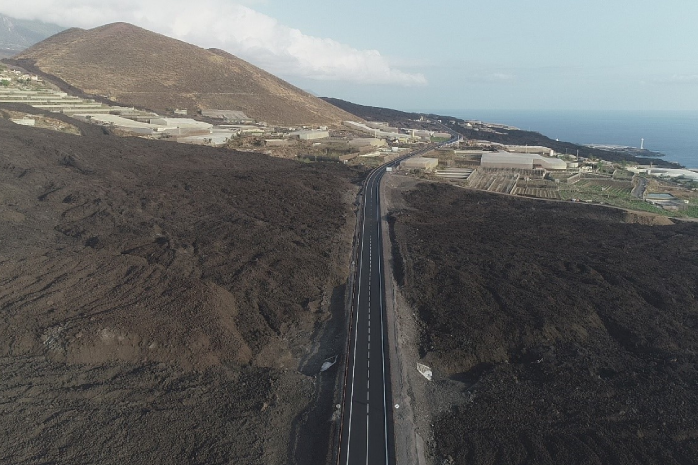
0 112 363 464
388 181 698 465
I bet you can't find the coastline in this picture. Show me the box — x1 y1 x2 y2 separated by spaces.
426 109 698 169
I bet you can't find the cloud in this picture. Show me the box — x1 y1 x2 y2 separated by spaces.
651 74 698 85
459 71 517 84
0 0 426 86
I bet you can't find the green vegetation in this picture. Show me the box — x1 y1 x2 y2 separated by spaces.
559 180 669 215
612 169 634 180
684 199 698 218
431 136 450 143
558 179 698 218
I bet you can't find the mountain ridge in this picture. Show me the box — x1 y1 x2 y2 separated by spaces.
8 22 358 125
0 13 65 57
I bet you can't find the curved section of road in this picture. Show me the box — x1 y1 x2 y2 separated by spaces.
339 134 459 465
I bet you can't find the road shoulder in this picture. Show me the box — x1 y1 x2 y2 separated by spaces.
380 173 429 465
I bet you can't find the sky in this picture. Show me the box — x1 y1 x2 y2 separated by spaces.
2 0 698 113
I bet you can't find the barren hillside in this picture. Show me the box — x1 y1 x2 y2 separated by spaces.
9 22 358 125
0 107 362 464
388 181 698 464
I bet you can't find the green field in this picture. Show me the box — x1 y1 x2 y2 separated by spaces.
559 180 669 215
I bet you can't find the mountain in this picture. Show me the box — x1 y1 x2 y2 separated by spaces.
322 97 424 123
8 22 358 125
0 14 65 57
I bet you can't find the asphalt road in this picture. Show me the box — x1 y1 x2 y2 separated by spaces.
339 164 393 465
339 135 459 465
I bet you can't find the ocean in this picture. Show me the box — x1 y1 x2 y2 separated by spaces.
436 110 698 169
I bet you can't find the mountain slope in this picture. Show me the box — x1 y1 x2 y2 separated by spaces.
322 97 424 123
0 14 64 50
9 22 358 125
0 14 65 57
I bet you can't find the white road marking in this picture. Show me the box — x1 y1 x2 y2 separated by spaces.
365 412 370 465
378 199 389 465
345 171 374 465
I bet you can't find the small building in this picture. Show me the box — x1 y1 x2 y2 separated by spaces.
401 157 439 171
366 121 399 133
343 121 410 141
290 130 330 141
410 129 433 139
349 138 387 148
149 118 213 131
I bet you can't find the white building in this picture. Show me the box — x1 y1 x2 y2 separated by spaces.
289 129 330 140
647 168 698 182
481 152 567 170
74 114 158 134
149 118 213 131
349 138 387 148
343 121 411 141
401 157 439 171
504 145 555 156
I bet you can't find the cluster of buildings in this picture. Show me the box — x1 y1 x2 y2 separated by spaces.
0 70 276 147
343 120 451 143
0 68 42 85
73 113 239 146
459 120 519 135
629 166 698 183
1 66 458 157
400 144 571 173
0 85 108 114
0 71 416 153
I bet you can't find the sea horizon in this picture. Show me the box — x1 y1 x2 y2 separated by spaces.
423 109 698 169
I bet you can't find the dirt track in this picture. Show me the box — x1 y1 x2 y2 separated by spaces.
387 179 698 465
0 110 362 464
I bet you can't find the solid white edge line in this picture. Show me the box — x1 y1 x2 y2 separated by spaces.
366 411 370 465
377 173 390 465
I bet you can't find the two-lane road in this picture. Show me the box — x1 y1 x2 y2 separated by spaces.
340 165 392 465
339 134 459 465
